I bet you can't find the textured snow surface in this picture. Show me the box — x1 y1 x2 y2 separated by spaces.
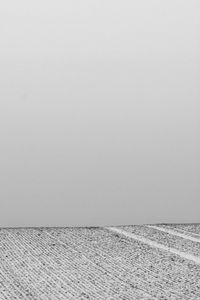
0 224 200 299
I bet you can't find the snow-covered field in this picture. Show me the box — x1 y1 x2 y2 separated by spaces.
0 224 200 299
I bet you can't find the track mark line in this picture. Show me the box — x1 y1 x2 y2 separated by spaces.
147 225 200 243
107 227 200 265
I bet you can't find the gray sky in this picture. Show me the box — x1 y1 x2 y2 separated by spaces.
0 0 200 227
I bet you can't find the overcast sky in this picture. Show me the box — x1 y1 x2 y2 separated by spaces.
0 0 199 226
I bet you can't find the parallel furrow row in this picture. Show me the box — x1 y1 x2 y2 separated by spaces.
117 226 200 280
26 228 152 300
1 225 200 300
61 227 200 298
8 230 111 300
7 229 148 300
0 232 79 300
46 227 185 299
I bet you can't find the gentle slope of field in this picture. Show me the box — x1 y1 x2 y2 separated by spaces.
0 224 200 299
